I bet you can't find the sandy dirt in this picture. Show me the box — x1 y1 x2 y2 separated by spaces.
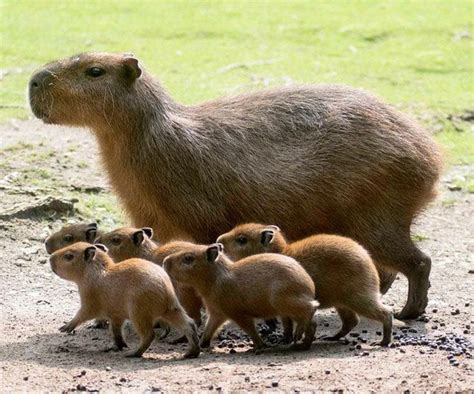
0 119 473 392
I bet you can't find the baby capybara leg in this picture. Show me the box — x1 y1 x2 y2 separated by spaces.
354 299 393 346
281 317 294 344
126 315 155 357
396 246 432 320
377 267 397 295
109 319 127 351
232 316 266 353
325 307 360 341
176 284 203 326
162 307 200 359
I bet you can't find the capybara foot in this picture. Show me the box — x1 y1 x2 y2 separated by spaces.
104 344 127 352
183 345 201 359
124 349 144 358
59 321 76 333
89 319 109 329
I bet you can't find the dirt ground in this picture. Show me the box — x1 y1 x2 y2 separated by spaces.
0 119 473 392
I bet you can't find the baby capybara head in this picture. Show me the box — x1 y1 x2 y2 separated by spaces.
163 243 224 285
216 223 286 260
29 52 143 127
45 222 98 254
95 227 153 262
49 242 109 282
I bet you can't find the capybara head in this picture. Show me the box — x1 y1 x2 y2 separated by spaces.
163 243 224 285
49 242 109 282
45 222 98 254
29 52 143 128
95 226 154 262
216 223 286 260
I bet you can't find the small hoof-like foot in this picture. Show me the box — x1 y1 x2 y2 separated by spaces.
183 346 200 359
124 350 143 358
59 322 76 333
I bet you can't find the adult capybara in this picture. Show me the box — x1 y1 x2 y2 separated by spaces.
29 52 443 319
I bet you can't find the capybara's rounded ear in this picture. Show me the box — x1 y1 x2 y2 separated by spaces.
268 225 280 232
87 222 98 229
132 230 145 246
217 243 224 252
84 246 97 263
141 227 154 239
122 56 142 80
85 228 98 243
95 243 108 253
206 244 221 263
260 230 275 246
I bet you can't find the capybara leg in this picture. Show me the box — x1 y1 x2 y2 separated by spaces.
89 319 109 329
302 317 317 350
325 307 360 341
126 317 154 358
395 247 432 320
377 266 397 295
233 316 266 353
281 317 294 344
264 318 278 332
355 300 393 346
176 284 203 326
162 308 200 359
200 312 226 348
110 320 127 351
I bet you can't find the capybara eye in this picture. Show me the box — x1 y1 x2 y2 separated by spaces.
236 236 248 245
111 236 121 245
64 252 74 261
183 255 194 265
85 67 105 78
63 234 73 243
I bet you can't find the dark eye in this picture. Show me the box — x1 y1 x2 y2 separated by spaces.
111 236 121 246
63 234 73 243
183 255 194 265
236 236 248 245
86 67 105 78
64 252 74 261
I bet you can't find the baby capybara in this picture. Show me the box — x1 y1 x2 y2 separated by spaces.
163 242 319 352
29 52 443 319
218 223 393 345
96 228 203 326
45 222 99 254
49 242 200 358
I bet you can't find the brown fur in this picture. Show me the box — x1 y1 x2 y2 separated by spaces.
30 52 443 319
96 228 203 326
163 242 319 352
45 222 99 254
217 223 393 345
49 242 200 358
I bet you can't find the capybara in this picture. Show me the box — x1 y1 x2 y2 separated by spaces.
217 223 393 345
45 222 99 254
29 52 443 319
163 242 319 352
96 228 203 327
49 242 200 358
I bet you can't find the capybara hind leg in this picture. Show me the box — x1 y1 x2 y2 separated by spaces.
176 284 202 326
355 301 393 346
377 267 397 295
162 307 200 359
109 320 127 351
233 316 266 353
396 247 432 320
281 317 294 344
126 317 154 357
292 318 316 350
325 307 360 341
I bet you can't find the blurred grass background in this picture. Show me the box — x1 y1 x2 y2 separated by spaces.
1 0 473 164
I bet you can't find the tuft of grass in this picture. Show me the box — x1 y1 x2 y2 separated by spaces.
1 0 473 164
412 234 429 242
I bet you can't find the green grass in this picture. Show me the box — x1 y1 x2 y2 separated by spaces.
1 0 473 163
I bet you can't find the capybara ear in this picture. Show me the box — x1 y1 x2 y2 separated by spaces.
132 230 145 246
84 246 97 263
95 243 108 253
122 56 142 80
260 230 275 246
141 227 154 239
267 225 280 232
206 244 221 263
85 228 97 243
216 243 224 252
87 222 98 229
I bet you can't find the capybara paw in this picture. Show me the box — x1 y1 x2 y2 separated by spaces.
59 322 76 333
89 319 109 329
124 349 143 358
183 346 200 359
199 339 211 348
371 340 390 347
394 309 424 320
104 344 127 352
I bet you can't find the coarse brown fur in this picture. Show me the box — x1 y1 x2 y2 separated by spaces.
30 52 443 319
163 242 319 352
49 242 200 358
218 223 393 345
45 222 99 254
96 228 203 326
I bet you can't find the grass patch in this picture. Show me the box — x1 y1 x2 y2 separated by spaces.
1 0 473 163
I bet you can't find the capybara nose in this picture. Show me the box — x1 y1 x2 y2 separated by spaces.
44 238 52 254
29 69 52 91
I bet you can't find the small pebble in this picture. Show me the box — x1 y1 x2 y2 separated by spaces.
271 382 279 387
105 367 111 372
451 309 460 316
76 385 87 392
325 370 331 375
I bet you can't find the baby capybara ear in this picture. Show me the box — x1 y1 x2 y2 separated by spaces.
84 246 97 263
206 244 222 263
85 227 98 243
122 56 142 81
260 229 276 246
132 230 146 246
94 243 108 253
141 227 154 239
